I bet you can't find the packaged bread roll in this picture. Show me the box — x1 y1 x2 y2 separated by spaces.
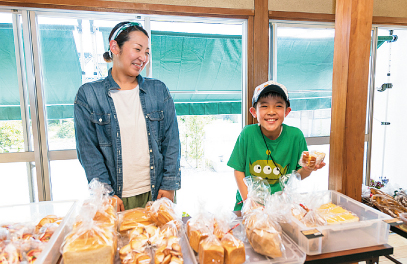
35 215 62 233
221 233 245 264
119 208 153 233
198 235 224 264
147 198 182 229
299 151 325 169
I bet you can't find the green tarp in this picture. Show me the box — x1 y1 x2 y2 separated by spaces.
0 23 21 120
6 25 391 120
100 29 243 115
0 24 81 120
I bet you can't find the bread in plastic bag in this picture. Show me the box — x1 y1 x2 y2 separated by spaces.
62 222 117 264
119 207 153 234
198 234 224 264
243 208 284 258
146 198 182 230
220 233 245 264
299 150 325 169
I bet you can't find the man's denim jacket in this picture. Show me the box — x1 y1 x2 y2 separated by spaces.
74 69 181 200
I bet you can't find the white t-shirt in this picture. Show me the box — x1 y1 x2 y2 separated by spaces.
110 85 151 197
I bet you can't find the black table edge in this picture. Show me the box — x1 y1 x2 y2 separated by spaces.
304 244 393 264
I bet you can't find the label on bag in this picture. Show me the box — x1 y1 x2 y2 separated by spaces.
301 229 323 239
384 218 403 226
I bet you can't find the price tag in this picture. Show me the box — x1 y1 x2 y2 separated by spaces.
301 229 323 239
384 218 403 226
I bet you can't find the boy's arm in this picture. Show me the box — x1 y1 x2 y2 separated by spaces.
234 170 248 201
297 162 326 180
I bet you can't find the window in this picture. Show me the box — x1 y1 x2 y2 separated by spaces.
2 7 247 212
0 10 37 205
368 27 407 188
269 22 334 190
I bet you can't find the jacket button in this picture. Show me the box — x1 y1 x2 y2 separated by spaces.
150 149 152 152
99 118 102 122
150 166 154 169
152 185 155 188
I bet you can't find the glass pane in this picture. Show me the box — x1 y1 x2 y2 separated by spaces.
176 115 241 216
50 160 89 201
370 28 407 188
36 16 143 150
275 25 334 137
150 21 243 215
0 162 31 206
0 13 26 153
150 21 243 115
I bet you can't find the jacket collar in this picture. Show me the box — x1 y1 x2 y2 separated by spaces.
105 68 145 92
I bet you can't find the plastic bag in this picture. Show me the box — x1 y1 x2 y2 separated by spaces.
361 184 371 198
213 210 237 241
154 231 183 264
243 208 285 259
371 194 407 217
220 233 246 264
241 176 271 215
119 207 153 235
298 150 325 169
198 234 224 264
62 221 117 264
147 197 182 230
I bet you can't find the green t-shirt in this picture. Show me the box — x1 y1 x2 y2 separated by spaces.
227 123 307 210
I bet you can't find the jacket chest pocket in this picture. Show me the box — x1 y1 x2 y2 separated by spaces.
90 113 112 146
146 111 164 142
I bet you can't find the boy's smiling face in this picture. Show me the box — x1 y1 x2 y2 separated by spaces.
250 95 291 140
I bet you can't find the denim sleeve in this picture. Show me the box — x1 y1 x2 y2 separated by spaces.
74 87 113 192
159 87 181 191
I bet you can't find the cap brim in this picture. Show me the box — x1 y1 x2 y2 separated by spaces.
255 85 290 107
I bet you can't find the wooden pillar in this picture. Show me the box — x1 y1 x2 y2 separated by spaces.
329 0 374 201
248 0 269 125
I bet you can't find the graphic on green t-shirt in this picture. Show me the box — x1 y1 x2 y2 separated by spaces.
249 159 288 184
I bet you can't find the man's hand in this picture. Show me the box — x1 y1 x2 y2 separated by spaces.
114 195 125 212
157 189 175 202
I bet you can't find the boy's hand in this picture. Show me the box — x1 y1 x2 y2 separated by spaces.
305 161 326 171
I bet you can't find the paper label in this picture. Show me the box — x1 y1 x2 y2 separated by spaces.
301 229 323 239
384 218 403 226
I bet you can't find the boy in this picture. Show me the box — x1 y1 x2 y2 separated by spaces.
227 80 326 211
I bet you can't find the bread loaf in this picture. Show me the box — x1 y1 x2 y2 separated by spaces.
198 236 224 264
221 234 245 264
189 227 210 252
63 225 116 264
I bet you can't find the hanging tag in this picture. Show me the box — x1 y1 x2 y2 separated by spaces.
301 229 323 239
384 218 403 226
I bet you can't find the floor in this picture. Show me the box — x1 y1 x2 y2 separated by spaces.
358 232 407 264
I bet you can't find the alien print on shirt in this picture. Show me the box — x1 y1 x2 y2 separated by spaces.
249 159 288 185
